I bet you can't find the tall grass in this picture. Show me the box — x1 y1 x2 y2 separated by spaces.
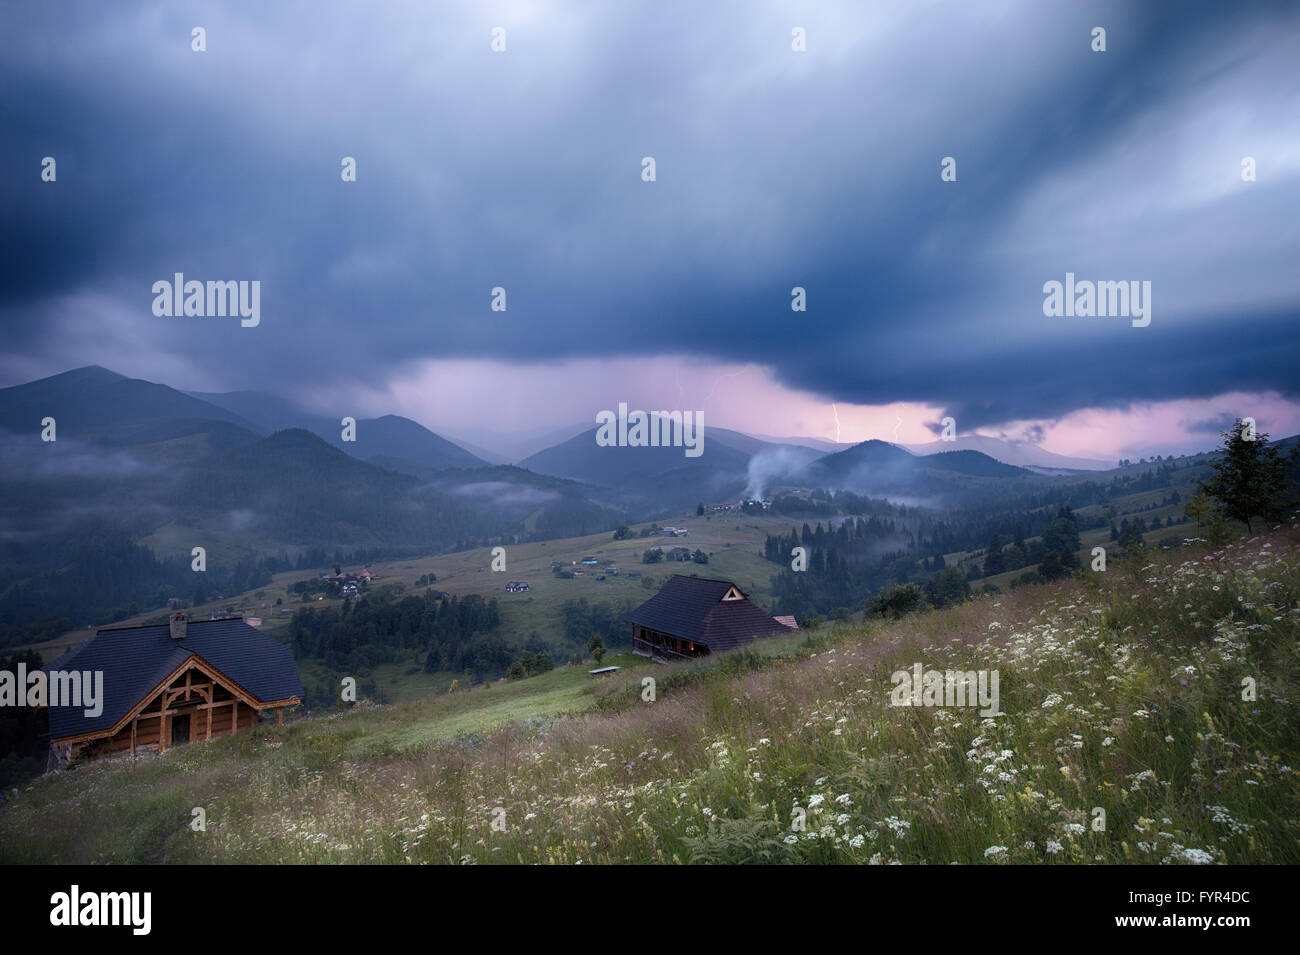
1 529 1296 864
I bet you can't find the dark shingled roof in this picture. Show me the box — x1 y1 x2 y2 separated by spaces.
44 617 303 741
623 575 793 653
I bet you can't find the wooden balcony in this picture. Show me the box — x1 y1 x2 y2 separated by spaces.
632 636 692 661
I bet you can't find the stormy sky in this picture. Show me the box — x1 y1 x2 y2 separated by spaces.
2 0 1298 460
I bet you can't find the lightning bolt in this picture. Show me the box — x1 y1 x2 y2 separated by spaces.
893 414 902 443
702 365 752 408
832 403 842 443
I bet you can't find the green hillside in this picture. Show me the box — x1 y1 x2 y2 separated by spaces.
3 526 1295 864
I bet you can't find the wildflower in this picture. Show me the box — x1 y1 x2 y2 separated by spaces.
984 845 1008 858
883 816 911 836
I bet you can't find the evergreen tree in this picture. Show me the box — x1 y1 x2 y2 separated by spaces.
923 566 970 608
1184 492 1212 529
1039 550 1068 582
1041 506 1081 568
984 533 1007 575
1198 421 1296 532
1116 520 1145 555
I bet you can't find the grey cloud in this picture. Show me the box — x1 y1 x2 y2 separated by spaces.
0 0 1297 432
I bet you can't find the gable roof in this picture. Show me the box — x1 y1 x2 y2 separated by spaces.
44 617 303 741
623 575 793 653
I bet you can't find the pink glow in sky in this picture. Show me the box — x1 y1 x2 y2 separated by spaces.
994 392 1300 460
309 358 1300 462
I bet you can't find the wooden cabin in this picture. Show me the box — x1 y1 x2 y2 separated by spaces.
625 575 794 661
44 612 303 767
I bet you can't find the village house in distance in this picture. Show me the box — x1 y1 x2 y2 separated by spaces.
44 612 303 767
625 575 795 660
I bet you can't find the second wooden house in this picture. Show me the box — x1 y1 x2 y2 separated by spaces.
625 575 794 660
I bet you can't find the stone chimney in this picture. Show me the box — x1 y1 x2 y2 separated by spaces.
169 611 188 641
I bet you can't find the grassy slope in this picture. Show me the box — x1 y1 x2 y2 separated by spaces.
2 527 1296 864
24 510 792 666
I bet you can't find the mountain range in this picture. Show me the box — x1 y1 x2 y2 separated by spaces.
0 364 1281 643
0 366 1158 518
0 365 1076 493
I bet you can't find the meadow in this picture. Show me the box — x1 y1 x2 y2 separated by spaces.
2 525 1295 864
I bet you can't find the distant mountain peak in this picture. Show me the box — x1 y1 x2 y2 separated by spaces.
903 434 1110 471
48 364 127 384
857 438 912 452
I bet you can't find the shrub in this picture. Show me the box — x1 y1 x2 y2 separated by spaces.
871 583 923 618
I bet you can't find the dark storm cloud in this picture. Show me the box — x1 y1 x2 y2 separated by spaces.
1185 413 1246 436
0 0 1297 428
